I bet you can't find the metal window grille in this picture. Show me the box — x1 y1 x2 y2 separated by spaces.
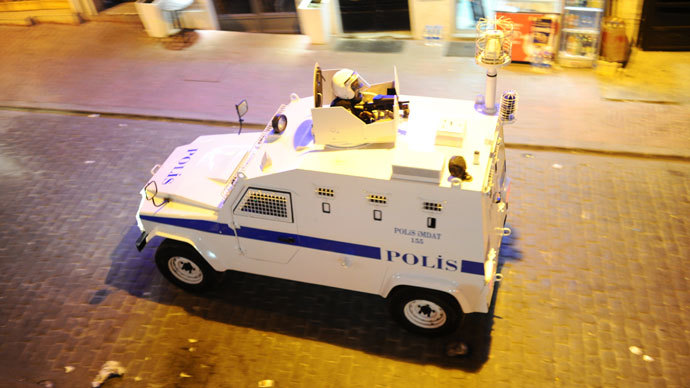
235 188 292 222
423 202 443 212
316 187 335 197
367 194 387 204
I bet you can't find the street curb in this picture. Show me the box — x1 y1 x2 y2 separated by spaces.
2 104 689 162
0 104 266 130
504 143 690 162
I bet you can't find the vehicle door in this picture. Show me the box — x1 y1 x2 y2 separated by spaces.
231 186 299 263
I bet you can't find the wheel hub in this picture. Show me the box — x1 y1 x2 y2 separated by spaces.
168 256 203 285
403 299 447 329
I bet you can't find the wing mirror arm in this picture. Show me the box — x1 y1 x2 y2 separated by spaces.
235 99 248 135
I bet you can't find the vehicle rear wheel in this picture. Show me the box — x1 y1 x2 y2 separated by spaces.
155 239 218 292
388 287 462 336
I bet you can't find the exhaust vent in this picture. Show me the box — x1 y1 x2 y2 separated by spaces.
316 187 335 197
367 194 387 204
423 202 443 212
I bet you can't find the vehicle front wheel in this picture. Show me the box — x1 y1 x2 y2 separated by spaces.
388 287 462 336
155 239 218 292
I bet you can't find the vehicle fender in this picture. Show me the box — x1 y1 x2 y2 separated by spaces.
145 226 230 272
380 272 473 314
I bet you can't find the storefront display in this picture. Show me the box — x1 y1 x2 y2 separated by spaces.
495 11 559 63
558 0 605 67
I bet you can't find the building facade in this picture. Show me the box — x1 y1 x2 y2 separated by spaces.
1 0 686 50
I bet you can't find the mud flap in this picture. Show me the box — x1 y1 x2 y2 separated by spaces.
135 231 148 252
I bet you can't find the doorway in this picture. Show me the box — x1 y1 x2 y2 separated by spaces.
339 0 410 32
214 0 299 33
456 0 488 32
638 0 690 50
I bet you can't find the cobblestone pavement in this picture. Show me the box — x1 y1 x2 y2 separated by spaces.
0 110 688 387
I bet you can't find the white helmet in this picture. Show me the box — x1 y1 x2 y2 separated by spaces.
332 69 370 100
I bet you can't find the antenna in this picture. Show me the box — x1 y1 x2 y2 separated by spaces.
475 17 513 115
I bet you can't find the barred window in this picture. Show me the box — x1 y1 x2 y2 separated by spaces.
316 187 334 197
367 194 387 204
235 188 292 222
423 202 443 212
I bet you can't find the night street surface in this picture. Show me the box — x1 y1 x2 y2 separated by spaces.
0 109 688 387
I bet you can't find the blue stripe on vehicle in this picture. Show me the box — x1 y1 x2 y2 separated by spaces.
236 227 381 260
139 215 236 235
235 227 294 244
140 216 482 273
300 235 381 259
460 260 484 276
138 216 380 259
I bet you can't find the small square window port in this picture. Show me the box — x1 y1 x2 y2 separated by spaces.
427 217 436 228
373 209 382 221
322 202 331 213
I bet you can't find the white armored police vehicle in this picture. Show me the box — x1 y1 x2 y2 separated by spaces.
136 40 516 336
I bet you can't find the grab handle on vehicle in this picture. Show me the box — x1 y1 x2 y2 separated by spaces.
144 181 167 207
494 273 503 282
150 164 161 175
339 256 352 268
144 181 157 201
500 227 512 236
278 236 296 244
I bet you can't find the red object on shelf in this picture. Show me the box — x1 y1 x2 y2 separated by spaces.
496 12 560 62
601 18 628 62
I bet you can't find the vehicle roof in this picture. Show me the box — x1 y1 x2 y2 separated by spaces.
242 95 500 193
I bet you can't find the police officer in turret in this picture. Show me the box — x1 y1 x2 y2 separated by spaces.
330 68 376 123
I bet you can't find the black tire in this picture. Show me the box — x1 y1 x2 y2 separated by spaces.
388 287 462 336
155 239 219 292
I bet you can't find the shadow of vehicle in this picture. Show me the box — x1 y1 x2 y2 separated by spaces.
103 224 521 371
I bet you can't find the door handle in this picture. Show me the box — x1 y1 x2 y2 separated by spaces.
278 236 296 244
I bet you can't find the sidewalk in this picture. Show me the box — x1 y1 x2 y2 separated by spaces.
1 22 689 158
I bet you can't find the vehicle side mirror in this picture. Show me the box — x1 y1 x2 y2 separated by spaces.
236 99 248 134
